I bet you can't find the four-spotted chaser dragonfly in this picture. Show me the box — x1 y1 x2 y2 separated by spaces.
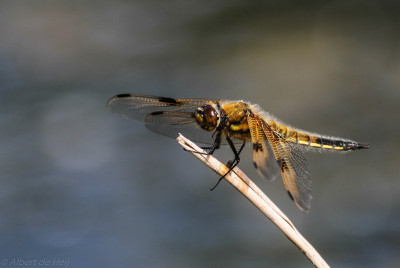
108 94 369 212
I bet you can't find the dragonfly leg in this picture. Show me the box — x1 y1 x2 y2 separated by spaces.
209 138 246 191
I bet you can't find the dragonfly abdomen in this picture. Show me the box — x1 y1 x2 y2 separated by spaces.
268 120 369 151
305 135 369 151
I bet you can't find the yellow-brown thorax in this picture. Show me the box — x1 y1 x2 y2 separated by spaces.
221 102 250 134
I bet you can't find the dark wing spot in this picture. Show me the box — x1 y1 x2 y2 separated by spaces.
116 93 131 98
253 143 263 152
150 111 164 116
157 97 181 106
253 161 258 168
277 158 288 171
287 191 294 201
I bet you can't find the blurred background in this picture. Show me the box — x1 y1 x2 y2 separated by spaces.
0 0 399 267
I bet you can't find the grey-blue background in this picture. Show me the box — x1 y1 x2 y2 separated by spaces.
1 1 399 267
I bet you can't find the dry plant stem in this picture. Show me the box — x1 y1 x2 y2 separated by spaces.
177 134 330 268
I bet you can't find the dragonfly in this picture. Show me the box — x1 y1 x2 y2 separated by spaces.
108 94 369 212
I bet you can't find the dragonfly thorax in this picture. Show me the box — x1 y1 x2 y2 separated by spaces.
221 102 250 134
195 104 220 131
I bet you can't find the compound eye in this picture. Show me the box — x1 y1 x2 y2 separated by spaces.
203 105 218 128
195 104 219 131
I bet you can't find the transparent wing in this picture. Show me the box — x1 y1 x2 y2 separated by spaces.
107 94 221 145
262 121 312 212
144 111 218 145
107 94 216 122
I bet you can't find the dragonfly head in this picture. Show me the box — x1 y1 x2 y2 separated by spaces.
195 104 220 131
